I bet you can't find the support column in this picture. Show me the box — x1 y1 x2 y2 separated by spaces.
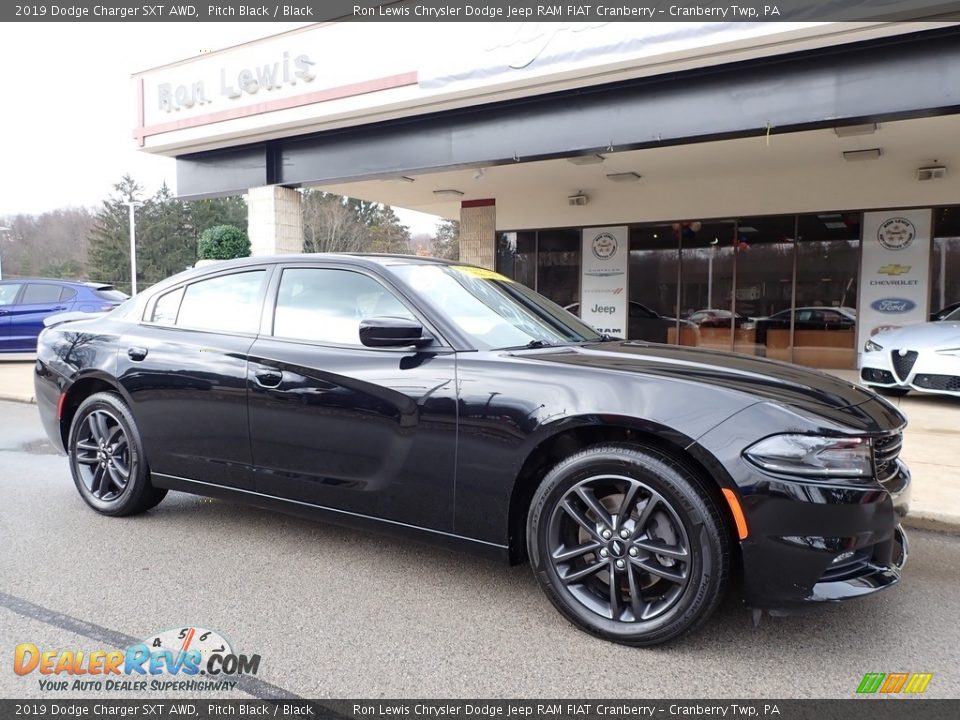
247 185 303 256
459 199 496 269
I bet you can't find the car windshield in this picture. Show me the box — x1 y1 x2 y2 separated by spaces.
392 264 601 350
946 307 960 322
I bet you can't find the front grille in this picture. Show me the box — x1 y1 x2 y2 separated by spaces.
913 374 960 392
873 433 903 484
891 350 918 381
861 368 895 384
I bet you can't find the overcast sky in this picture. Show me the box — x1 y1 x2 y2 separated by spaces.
0 22 440 234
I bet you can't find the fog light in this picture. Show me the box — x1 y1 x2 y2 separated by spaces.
832 550 855 564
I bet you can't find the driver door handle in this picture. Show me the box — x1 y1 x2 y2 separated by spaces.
254 370 283 389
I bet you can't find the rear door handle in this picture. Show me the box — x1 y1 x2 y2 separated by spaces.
53 306 67 311
127 347 148 361
254 370 283 388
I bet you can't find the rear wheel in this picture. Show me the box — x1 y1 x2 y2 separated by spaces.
527 443 729 646
68 392 167 516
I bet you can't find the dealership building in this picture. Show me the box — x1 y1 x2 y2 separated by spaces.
134 21 960 370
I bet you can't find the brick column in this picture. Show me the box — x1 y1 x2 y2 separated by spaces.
247 186 303 256
459 199 496 269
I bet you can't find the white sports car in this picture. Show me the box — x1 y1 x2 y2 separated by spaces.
861 307 960 397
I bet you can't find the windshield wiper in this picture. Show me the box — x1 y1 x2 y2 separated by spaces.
497 339 558 351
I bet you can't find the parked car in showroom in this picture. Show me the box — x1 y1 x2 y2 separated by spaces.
34 255 909 646
930 301 960 321
0 278 127 352
754 306 856 345
687 308 752 329
564 300 694 343
861 306 960 397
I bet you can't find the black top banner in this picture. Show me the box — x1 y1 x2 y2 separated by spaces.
6 0 960 22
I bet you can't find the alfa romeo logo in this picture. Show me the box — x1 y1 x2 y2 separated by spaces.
877 217 916 251
591 232 618 260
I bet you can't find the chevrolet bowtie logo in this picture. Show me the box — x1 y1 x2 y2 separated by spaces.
878 264 911 276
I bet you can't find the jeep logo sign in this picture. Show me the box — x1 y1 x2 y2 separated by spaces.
871 298 917 314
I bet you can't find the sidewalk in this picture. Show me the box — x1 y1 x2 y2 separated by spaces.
0 360 35 403
1 360 957 531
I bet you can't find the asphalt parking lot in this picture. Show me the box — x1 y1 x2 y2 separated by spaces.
1 399 958 699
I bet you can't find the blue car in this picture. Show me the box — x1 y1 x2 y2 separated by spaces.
0 278 128 352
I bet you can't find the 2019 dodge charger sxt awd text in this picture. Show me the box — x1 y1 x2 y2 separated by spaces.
34 255 910 646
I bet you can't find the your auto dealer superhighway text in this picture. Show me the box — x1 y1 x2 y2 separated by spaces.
352 705 774 717
357 5 780 18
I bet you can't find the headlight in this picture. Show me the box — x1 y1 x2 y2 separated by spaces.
864 339 883 352
743 434 873 479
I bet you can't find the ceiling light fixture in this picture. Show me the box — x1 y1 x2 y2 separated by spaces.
834 123 878 137
606 172 642 183
433 189 465 197
738 226 758 233
917 165 947 181
842 148 882 162
567 154 606 166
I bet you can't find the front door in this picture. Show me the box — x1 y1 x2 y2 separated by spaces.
247 265 458 532
0 283 24 351
7 282 69 351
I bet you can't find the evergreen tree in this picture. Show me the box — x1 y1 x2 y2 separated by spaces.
87 175 142 291
431 219 460 260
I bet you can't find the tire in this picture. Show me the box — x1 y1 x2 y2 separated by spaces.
875 387 909 398
68 392 167 516
527 443 729 646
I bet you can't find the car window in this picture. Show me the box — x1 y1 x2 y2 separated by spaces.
22 284 63 304
946 308 960 322
821 310 841 322
59 287 77 302
633 303 657 319
150 287 185 326
176 271 266 334
273 268 416 345
0 284 22 306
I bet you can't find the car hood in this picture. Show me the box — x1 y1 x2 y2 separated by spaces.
872 321 960 350
511 341 882 414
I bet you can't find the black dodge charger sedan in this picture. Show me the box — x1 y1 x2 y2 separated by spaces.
35 255 910 646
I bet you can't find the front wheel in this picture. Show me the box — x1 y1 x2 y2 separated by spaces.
68 392 167 516
527 444 729 646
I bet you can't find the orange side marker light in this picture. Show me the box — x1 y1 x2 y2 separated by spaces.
722 488 749 540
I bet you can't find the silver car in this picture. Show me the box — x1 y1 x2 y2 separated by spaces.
861 307 960 397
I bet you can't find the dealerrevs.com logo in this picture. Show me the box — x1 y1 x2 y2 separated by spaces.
13 626 260 693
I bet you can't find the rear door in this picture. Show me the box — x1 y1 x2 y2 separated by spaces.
116 266 272 489
7 282 69 351
246 263 458 532
0 283 24 351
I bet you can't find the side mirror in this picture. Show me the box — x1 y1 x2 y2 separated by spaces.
359 316 432 348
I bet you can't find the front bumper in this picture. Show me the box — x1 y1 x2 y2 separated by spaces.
734 458 910 610
861 347 960 396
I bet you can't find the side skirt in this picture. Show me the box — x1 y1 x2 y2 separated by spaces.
151 472 510 562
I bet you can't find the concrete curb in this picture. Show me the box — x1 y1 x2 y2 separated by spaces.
903 513 960 535
0 393 34 404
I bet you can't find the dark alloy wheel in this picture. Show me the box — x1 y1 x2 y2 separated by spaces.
69 392 167 516
528 443 729 646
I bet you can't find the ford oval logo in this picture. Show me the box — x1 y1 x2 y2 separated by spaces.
871 298 916 314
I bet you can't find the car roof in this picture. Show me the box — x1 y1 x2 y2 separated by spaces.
0 277 112 288
192 253 460 270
